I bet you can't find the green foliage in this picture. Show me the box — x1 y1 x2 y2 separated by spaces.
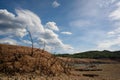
54 53 70 57
55 50 120 59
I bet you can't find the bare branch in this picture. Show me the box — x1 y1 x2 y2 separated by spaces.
26 28 34 56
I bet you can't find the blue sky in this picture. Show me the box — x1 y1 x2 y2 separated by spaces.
0 0 120 53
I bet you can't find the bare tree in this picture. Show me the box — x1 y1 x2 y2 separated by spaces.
26 28 34 56
42 41 46 53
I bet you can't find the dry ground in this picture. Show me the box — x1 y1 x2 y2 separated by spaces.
71 63 120 80
0 44 120 80
0 60 120 80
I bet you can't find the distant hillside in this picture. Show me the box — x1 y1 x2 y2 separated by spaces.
55 50 120 59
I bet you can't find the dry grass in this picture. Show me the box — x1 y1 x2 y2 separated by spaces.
0 61 120 80
0 44 120 80
0 44 70 76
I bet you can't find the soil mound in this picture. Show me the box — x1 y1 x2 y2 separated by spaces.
0 44 69 76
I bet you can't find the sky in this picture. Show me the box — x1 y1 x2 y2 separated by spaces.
0 0 120 53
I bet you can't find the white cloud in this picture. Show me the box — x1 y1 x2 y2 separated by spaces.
0 9 45 39
0 9 27 38
38 29 73 52
67 0 120 52
108 1 120 35
98 0 116 8
69 0 117 20
97 37 120 50
109 1 120 20
0 9 73 53
69 20 91 27
0 9 15 20
22 40 32 44
107 27 120 37
45 22 59 31
0 9 44 38
68 0 102 19
16 9 44 37
61 32 72 35
109 8 120 20
0 38 18 45
52 1 60 8
97 1 120 50
116 1 120 6
98 40 113 50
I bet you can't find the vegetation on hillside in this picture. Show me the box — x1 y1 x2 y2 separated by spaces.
0 44 70 76
55 50 120 59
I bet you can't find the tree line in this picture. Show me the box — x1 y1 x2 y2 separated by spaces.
55 50 120 59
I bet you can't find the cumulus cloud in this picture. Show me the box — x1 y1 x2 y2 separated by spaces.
38 29 73 52
0 9 27 37
61 32 72 35
0 9 44 38
15 9 44 37
0 9 45 39
0 38 18 45
0 9 73 53
52 1 60 8
45 22 59 31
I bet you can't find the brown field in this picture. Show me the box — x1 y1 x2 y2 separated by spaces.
69 59 120 80
0 44 120 80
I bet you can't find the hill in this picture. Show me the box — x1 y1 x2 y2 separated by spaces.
0 44 69 76
55 50 120 59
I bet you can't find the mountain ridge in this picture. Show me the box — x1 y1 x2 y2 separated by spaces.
55 50 120 59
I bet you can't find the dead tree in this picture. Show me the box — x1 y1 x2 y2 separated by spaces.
27 29 34 56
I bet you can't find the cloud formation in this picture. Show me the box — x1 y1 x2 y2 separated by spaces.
97 1 120 50
109 3 120 20
0 9 73 53
0 9 27 38
45 22 59 31
0 37 17 45
61 32 72 35
98 37 120 50
52 1 60 8
69 20 91 27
